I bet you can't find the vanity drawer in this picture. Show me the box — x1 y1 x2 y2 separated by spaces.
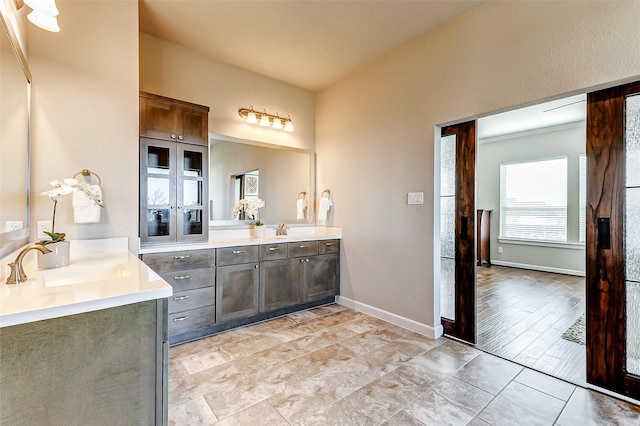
288 241 318 258
142 249 215 272
216 245 259 266
159 268 214 292
259 243 288 261
168 286 216 314
318 239 340 254
169 306 216 335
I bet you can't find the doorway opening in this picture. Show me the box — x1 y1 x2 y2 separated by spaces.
440 94 588 385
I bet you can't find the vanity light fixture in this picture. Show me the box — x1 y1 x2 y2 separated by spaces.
238 107 294 132
24 0 60 32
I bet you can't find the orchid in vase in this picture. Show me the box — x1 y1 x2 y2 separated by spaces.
38 178 104 245
232 198 265 226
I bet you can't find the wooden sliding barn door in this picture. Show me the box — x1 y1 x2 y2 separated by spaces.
586 81 640 399
440 121 476 344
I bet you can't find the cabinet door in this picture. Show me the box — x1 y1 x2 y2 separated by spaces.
216 263 259 322
176 143 208 242
140 138 177 244
260 259 301 312
140 97 178 142
177 107 208 146
303 253 339 302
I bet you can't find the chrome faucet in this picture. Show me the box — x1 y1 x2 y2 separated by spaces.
5 245 52 285
276 224 288 236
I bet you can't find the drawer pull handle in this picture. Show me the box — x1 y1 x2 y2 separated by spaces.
173 295 189 301
232 250 246 254
173 316 189 322
173 275 190 280
268 247 280 251
255 264 259 269
173 255 191 260
325 242 335 246
298 245 306 248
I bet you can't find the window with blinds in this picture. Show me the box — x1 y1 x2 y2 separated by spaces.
500 157 568 242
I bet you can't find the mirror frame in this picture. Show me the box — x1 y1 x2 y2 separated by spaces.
0 13 31 259
208 133 316 227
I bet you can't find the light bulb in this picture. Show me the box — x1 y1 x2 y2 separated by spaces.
259 112 271 127
246 110 258 124
284 117 294 132
272 116 283 129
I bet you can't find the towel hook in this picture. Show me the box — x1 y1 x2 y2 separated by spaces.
298 191 307 199
322 189 331 198
73 169 102 185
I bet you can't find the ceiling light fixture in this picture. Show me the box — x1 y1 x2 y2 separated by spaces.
238 107 294 132
24 0 60 32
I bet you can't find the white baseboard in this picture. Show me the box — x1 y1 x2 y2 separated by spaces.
491 260 585 277
336 296 442 339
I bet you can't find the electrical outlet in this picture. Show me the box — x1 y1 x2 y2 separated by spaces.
497 246 503 253
37 220 52 239
5 221 23 232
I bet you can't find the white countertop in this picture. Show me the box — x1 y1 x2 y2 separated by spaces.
0 238 172 328
139 226 342 254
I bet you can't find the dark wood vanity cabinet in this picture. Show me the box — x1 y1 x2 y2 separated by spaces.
139 92 209 246
140 92 209 146
142 239 339 345
215 246 260 322
141 249 215 340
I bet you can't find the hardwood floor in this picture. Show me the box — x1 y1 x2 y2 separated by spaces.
476 265 586 385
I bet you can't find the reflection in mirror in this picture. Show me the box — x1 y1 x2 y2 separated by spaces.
209 136 314 225
0 15 31 258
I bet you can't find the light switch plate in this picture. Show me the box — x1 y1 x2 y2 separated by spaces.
407 192 424 205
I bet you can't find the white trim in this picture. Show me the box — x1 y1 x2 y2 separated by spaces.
498 238 585 250
478 121 585 144
491 260 585 277
336 296 443 339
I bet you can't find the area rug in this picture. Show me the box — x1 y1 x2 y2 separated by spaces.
561 314 586 345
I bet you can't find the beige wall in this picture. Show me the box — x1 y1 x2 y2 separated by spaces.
316 1 640 333
28 0 139 252
139 33 315 152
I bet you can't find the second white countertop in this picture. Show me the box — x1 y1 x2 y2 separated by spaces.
139 226 342 254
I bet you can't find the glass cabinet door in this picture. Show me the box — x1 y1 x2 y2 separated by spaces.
140 138 176 243
177 144 208 241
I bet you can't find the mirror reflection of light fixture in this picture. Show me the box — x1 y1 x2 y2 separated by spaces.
238 107 294 132
24 0 60 32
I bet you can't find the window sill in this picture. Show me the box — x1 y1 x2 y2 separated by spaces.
497 238 585 250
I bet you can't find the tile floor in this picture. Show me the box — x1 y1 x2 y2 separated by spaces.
168 304 640 425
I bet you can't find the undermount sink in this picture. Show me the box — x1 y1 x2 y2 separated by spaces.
36 263 131 288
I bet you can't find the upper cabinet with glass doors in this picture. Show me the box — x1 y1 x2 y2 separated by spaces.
139 93 209 245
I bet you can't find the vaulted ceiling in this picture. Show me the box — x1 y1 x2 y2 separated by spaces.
138 0 487 92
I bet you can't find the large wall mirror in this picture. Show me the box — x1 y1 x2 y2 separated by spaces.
0 14 31 258
209 134 315 226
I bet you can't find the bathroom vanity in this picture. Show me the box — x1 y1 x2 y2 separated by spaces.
140 228 341 345
0 239 172 425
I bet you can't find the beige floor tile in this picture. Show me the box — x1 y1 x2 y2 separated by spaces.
453 352 523 395
513 368 575 401
167 305 640 426
213 400 288 426
555 387 640 426
168 396 218 426
477 381 565 426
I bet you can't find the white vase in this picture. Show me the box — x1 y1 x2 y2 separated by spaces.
254 224 266 238
37 240 71 269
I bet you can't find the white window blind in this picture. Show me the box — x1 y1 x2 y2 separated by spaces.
579 154 587 243
500 157 568 242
